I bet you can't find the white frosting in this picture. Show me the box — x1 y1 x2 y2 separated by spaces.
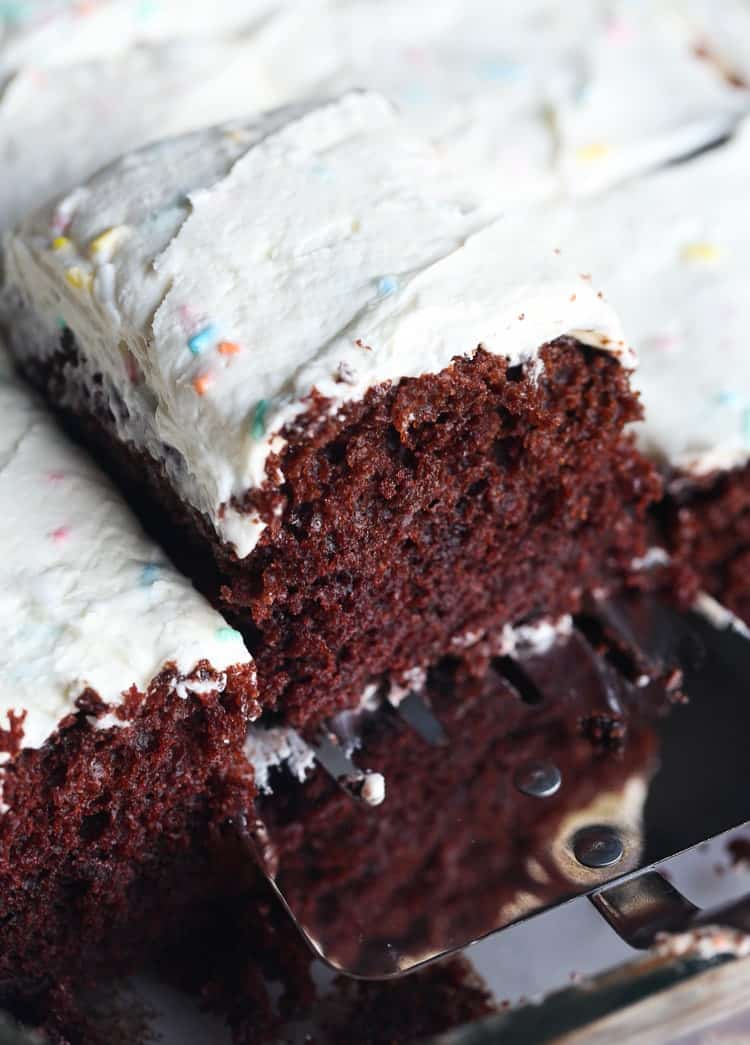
0 39 282 236
0 0 279 72
250 0 750 202
3 91 629 557
551 116 750 475
2 0 748 241
0 348 252 759
243 725 316 793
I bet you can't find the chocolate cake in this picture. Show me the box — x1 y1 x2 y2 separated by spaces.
554 115 750 622
0 349 259 1034
1 91 660 728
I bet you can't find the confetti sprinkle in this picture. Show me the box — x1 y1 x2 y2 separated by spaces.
139 563 160 587
51 236 71 252
192 371 214 396
575 142 611 163
47 471 65 482
478 57 522 82
55 316 67 331
377 275 399 298
65 266 93 291
89 225 130 259
49 526 70 544
606 16 632 43
742 408 750 447
681 242 722 264
216 626 243 642
251 399 268 439
717 389 741 407
217 340 241 356
0 2 30 25
188 324 219 355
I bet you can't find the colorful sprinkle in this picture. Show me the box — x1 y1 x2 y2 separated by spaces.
139 563 161 587
47 471 65 482
217 340 241 356
49 526 70 544
717 389 742 407
743 408 750 447
51 236 71 252
606 16 633 43
377 275 399 298
216 626 242 642
648 333 679 352
251 399 268 439
187 324 219 355
178 304 198 332
192 371 214 396
681 242 722 264
575 142 611 163
55 316 67 331
65 266 93 291
478 57 522 82
0 2 30 26
88 225 130 259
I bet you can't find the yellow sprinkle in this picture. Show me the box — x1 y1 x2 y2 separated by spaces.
681 242 722 264
65 266 93 291
51 236 71 252
575 142 611 163
89 225 129 259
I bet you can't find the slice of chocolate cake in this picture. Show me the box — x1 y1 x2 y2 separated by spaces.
1 91 661 728
0 349 259 1031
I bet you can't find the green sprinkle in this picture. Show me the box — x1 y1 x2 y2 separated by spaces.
251 399 268 439
216 626 242 642
55 316 67 331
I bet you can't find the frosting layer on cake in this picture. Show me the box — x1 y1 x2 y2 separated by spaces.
3 92 631 557
0 348 252 757
554 116 750 476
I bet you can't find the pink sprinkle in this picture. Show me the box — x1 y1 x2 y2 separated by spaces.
49 526 71 544
178 304 199 332
650 333 679 353
606 17 633 43
50 212 69 236
47 471 65 483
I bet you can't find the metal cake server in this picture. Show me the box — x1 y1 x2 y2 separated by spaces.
245 591 750 980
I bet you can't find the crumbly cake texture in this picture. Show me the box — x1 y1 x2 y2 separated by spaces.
0 352 258 1025
1 91 661 726
557 117 750 619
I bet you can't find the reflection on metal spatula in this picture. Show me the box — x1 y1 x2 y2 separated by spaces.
244 591 750 979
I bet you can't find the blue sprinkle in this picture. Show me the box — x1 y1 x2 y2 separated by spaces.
311 164 333 180
139 563 161 587
717 389 741 407
377 275 399 298
0 2 30 25
742 408 750 447
251 399 268 440
478 58 522 82
216 626 242 642
401 83 430 104
188 324 219 355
